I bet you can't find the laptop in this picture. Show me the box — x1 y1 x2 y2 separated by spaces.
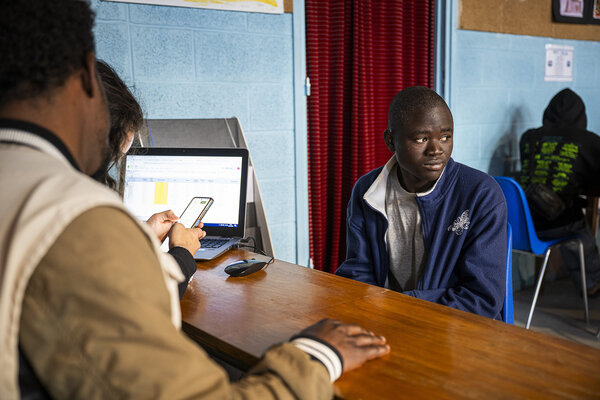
120 147 249 260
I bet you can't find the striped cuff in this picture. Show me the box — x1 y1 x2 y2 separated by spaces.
291 337 343 382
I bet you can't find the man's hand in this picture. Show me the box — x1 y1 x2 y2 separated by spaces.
146 210 179 242
168 222 206 255
298 318 390 373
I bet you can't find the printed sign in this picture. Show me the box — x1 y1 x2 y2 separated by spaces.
105 0 283 14
545 44 574 82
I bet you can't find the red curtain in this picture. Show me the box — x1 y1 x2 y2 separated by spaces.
306 0 436 273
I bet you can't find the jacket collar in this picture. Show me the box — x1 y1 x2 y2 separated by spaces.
364 156 449 215
0 119 81 171
364 156 396 216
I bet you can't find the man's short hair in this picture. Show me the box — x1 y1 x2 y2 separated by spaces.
0 0 95 108
388 86 450 133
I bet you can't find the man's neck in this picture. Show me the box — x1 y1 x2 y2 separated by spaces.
0 118 81 171
396 167 435 194
395 165 444 195
0 88 85 172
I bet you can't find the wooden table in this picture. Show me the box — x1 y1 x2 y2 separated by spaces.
181 249 600 399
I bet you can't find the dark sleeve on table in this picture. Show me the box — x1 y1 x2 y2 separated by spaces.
168 246 197 299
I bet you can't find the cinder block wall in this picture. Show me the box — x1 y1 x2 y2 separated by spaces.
91 0 600 273
91 0 298 262
449 5 600 175
448 0 600 289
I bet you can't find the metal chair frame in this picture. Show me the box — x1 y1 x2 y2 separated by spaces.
494 177 589 329
503 223 514 324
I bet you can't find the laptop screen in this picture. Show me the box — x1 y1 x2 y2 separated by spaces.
120 147 248 238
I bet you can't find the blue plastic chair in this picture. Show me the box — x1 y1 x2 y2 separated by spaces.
493 177 589 329
503 223 514 324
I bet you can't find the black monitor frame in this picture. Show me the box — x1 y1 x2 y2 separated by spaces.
120 146 249 238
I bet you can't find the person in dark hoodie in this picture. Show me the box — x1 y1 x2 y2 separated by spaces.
336 86 508 320
519 88 600 297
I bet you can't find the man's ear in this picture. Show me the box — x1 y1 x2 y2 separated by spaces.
383 129 395 152
80 52 97 98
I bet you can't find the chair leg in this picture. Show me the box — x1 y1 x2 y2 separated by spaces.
577 240 589 325
526 249 552 329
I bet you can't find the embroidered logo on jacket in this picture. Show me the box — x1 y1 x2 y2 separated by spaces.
448 209 470 235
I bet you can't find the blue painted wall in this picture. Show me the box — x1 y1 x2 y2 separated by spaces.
91 0 600 276
448 1 600 176
447 0 600 289
91 0 298 263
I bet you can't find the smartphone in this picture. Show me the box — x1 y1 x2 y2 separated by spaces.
179 197 214 228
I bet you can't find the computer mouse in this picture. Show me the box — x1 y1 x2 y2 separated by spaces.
224 259 268 277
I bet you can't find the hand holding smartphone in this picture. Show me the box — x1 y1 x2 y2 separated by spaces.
179 197 214 228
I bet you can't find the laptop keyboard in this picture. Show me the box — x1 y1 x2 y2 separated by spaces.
201 238 229 249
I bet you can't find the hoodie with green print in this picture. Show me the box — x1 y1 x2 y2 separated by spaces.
519 88 600 231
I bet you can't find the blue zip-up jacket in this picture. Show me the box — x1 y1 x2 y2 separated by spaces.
336 157 507 319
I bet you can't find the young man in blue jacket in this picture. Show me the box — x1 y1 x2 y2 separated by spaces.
336 86 508 319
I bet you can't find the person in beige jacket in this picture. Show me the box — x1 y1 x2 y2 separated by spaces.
0 1 390 399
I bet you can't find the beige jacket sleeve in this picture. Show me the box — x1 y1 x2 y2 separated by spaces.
19 207 332 400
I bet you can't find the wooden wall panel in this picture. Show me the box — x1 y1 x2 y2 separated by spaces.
459 0 600 42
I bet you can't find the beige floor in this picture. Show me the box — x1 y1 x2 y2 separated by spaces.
513 277 600 349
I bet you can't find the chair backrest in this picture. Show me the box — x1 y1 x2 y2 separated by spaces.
493 176 548 254
503 222 514 324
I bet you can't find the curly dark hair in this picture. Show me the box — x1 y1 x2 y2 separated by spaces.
94 60 144 189
388 86 451 134
0 0 95 108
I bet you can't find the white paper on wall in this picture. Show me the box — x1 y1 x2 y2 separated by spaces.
545 44 574 82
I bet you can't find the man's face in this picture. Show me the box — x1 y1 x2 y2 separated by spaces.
384 104 453 193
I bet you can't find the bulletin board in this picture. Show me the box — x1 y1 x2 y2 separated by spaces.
459 0 600 42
